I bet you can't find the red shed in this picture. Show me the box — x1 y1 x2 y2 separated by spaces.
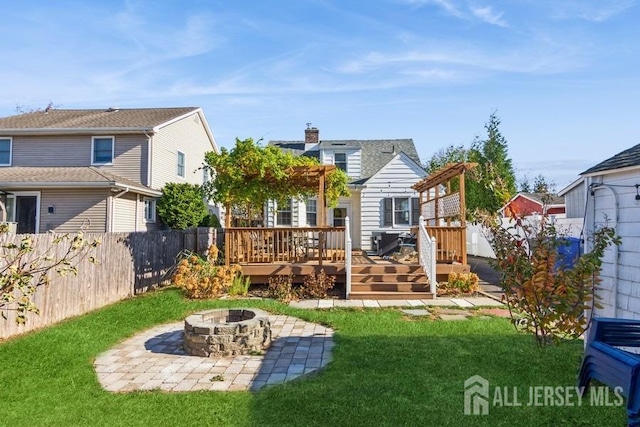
499 192 565 218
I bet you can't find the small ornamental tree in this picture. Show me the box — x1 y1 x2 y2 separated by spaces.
0 225 101 324
480 213 620 346
156 183 209 230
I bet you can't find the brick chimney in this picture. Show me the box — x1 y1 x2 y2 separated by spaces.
305 125 319 144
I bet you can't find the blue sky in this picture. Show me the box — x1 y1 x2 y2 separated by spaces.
1 0 639 189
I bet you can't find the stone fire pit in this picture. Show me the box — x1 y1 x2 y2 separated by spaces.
183 308 272 357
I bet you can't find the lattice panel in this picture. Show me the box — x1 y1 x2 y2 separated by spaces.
439 193 461 218
421 200 436 220
420 193 461 220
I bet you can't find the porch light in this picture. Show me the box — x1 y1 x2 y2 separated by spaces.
635 184 640 205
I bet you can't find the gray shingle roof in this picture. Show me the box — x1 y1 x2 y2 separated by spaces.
269 138 421 183
581 142 640 175
0 107 198 131
0 166 160 195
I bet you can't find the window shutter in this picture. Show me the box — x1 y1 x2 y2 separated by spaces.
411 198 420 225
383 198 393 226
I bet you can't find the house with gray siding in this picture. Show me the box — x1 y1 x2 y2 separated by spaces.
0 107 218 233
269 127 426 251
578 142 640 319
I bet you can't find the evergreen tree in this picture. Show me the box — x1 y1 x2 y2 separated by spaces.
466 113 517 214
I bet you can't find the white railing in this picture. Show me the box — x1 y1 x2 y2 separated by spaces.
345 216 352 299
418 215 438 297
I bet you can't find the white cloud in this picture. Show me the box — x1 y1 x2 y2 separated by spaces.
397 0 465 18
551 0 636 22
470 6 508 27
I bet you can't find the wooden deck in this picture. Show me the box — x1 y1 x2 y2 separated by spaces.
239 252 469 299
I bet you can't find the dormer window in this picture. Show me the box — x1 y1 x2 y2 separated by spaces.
334 153 347 172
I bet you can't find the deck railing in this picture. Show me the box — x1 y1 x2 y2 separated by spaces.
224 226 346 265
418 216 437 295
344 217 352 299
425 225 466 264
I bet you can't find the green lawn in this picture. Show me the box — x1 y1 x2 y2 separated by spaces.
0 289 627 426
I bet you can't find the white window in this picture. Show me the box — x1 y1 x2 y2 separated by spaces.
202 167 210 184
177 151 186 178
92 136 114 165
383 197 420 226
276 199 292 226
394 197 410 225
306 198 317 226
334 152 347 172
0 137 12 166
144 198 156 222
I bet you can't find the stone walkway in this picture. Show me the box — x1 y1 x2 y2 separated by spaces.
94 315 334 393
289 296 503 309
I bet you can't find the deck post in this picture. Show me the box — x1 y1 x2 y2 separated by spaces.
345 217 352 299
459 170 467 265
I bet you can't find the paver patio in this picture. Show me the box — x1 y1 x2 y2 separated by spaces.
94 315 334 393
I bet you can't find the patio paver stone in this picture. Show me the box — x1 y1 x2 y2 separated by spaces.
94 315 333 393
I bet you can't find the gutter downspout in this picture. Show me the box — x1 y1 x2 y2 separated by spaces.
109 187 130 232
589 180 619 317
145 131 153 188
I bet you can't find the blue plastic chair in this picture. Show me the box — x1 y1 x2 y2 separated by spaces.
578 317 640 426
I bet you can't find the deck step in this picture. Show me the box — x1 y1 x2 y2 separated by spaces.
351 273 428 284
351 264 423 274
348 291 435 300
351 282 430 292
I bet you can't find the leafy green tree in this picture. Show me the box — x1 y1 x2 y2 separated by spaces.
466 113 517 214
157 183 208 230
533 174 555 194
518 176 532 192
203 138 350 225
425 113 517 217
519 174 555 194
425 144 468 174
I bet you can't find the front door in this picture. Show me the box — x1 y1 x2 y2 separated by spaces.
16 196 37 233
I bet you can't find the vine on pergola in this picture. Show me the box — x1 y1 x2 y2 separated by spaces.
203 138 350 226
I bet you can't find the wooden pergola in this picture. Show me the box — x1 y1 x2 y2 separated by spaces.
224 164 336 228
412 162 477 264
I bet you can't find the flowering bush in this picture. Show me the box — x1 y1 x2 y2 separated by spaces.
439 272 480 296
172 249 242 299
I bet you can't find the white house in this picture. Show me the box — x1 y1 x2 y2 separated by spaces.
269 127 426 252
575 142 640 319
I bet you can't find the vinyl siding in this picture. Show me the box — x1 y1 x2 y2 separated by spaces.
321 149 361 179
564 184 586 219
112 193 138 232
10 134 148 184
359 155 425 251
151 112 216 189
265 199 299 227
39 188 109 233
586 172 640 318
101 135 148 184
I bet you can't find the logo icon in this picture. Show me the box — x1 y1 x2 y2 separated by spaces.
464 375 489 415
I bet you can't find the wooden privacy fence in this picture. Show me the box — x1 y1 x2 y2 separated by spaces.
0 228 219 340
